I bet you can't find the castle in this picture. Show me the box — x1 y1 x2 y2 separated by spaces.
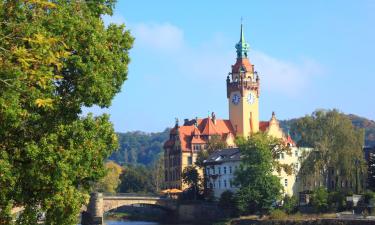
163 24 298 195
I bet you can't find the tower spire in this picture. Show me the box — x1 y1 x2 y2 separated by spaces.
235 19 250 58
240 17 245 43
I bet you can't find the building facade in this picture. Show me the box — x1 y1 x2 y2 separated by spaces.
203 145 312 199
163 24 295 190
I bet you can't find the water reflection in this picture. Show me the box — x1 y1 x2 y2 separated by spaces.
105 221 160 225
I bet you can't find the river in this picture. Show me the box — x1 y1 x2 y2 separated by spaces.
105 221 160 225
105 220 196 225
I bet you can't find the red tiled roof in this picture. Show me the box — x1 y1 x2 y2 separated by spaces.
165 117 235 152
232 58 253 73
259 121 270 132
285 135 296 147
191 136 206 144
200 118 219 135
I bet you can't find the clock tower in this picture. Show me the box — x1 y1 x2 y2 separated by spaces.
227 23 260 137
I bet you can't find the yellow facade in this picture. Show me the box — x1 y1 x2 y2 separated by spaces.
228 87 259 138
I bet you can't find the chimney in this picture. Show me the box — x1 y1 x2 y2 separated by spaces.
211 112 216 124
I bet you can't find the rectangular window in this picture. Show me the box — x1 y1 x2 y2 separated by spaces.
224 166 227 174
218 167 221 174
224 179 227 188
281 153 284 159
284 179 288 187
229 166 232 174
188 156 192 165
218 180 221 188
295 150 298 157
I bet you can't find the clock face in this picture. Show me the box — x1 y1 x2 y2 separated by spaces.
231 94 240 105
247 92 255 104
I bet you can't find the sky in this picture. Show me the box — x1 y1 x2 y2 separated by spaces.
83 0 375 133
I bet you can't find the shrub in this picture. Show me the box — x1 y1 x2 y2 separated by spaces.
282 195 298 214
363 190 375 204
310 187 329 213
328 191 346 211
269 209 288 220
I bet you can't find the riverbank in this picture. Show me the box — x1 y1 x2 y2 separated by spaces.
214 214 375 225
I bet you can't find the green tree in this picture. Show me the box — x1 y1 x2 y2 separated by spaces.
118 165 155 193
291 110 366 193
95 161 124 193
151 154 165 193
310 187 329 213
181 166 201 200
281 195 298 214
0 1 133 224
234 133 289 214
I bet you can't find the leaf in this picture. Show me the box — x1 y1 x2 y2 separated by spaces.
35 98 54 108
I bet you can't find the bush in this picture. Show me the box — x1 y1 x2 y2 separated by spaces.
310 187 329 213
363 190 375 204
282 195 298 214
328 191 346 211
269 209 288 220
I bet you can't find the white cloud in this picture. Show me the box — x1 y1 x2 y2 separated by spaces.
129 22 324 96
132 23 184 52
102 16 324 97
250 51 324 96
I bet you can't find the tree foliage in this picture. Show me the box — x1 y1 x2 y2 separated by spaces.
181 166 202 200
234 133 288 214
0 0 133 224
291 110 366 192
310 187 329 213
95 161 124 193
109 129 170 166
118 165 155 194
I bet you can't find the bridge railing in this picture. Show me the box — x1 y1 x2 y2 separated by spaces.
102 193 167 198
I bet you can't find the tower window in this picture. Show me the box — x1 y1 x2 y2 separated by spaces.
284 179 288 187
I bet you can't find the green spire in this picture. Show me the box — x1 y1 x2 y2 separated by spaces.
235 21 250 58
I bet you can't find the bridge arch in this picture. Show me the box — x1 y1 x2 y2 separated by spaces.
82 193 177 225
102 195 176 212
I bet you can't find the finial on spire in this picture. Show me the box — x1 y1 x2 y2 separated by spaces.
235 19 250 59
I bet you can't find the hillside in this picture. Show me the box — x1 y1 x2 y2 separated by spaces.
109 114 375 166
109 128 170 166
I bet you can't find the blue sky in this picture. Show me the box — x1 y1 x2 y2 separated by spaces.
83 0 375 133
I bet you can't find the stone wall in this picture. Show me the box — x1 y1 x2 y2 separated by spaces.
177 202 226 223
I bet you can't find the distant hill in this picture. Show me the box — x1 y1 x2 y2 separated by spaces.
109 128 170 166
280 114 375 147
109 114 375 166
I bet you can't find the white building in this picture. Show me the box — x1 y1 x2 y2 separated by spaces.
203 148 241 199
203 146 313 199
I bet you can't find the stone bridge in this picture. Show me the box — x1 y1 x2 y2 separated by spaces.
81 193 177 225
